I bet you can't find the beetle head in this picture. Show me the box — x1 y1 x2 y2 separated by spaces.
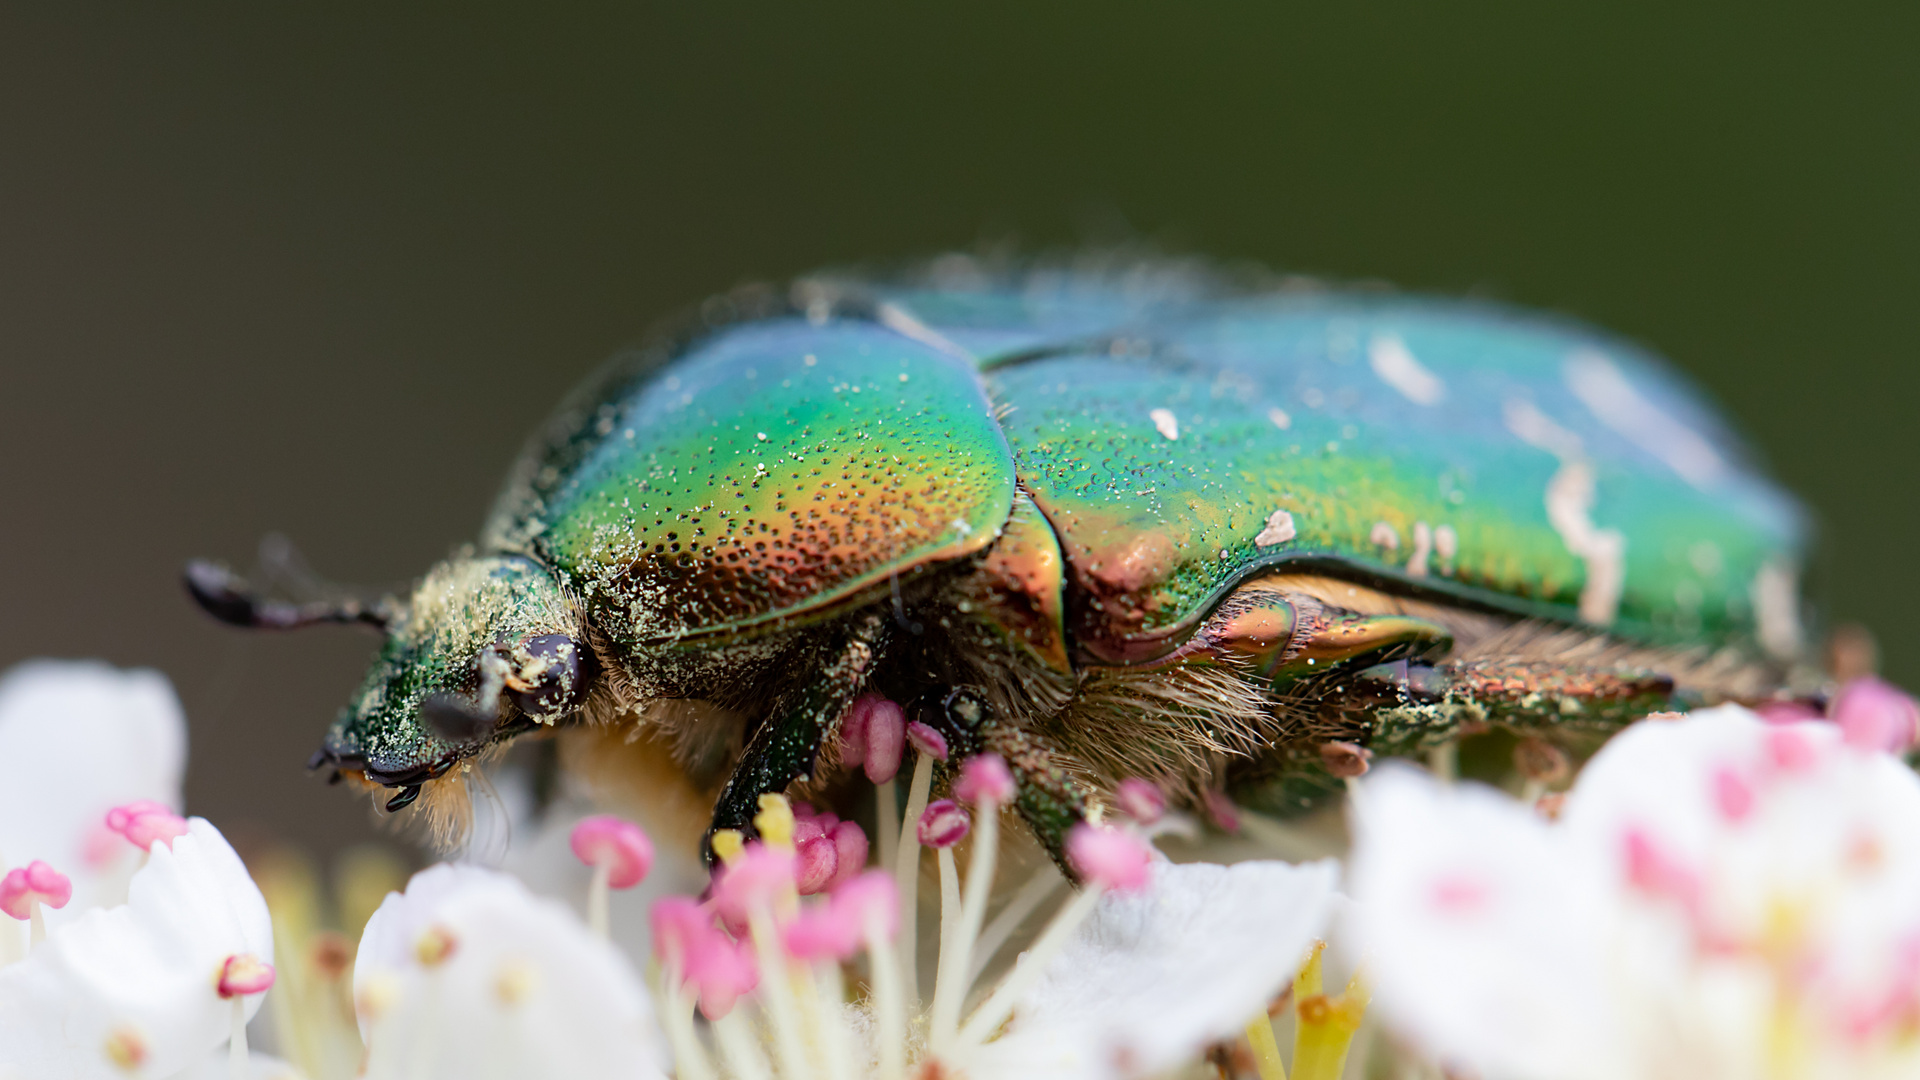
311 554 595 808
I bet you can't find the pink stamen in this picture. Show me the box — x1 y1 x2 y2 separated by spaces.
685 931 759 1020
795 830 839 895
840 694 877 768
906 721 948 762
832 869 900 941
824 820 869 893
649 897 714 969
1113 777 1166 824
1832 677 1920 753
864 697 908 783
0 861 72 919
1203 789 1242 834
569 815 655 889
1065 823 1154 892
216 952 276 998
917 799 970 848
709 842 798 928
1764 727 1821 774
1710 765 1756 823
782 904 861 961
955 753 1016 805
1756 699 1823 725
649 896 760 1018
104 801 190 852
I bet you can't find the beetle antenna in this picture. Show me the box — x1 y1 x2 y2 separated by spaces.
184 559 393 631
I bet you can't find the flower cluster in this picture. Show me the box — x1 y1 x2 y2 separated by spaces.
9 656 1920 1080
0 661 284 1078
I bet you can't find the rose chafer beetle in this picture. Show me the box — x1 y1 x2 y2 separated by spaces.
188 261 1812 862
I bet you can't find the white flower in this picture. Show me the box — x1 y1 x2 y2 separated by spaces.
1351 705 1920 1080
0 819 276 1080
353 863 668 1080
977 857 1340 1080
0 660 187 931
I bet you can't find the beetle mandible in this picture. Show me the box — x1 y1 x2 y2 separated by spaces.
187 261 1813 863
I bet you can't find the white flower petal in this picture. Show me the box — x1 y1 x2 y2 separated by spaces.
177 1050 306 1079
981 858 1338 1080
1349 764 1618 1080
0 819 274 1080
356 864 667 1080
0 660 187 927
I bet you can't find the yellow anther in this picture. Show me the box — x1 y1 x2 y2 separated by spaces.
754 792 796 849
414 924 458 967
710 828 746 865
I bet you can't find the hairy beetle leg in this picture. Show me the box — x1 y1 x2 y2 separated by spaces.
704 612 889 865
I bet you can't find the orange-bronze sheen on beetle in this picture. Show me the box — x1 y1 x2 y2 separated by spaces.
185 258 1814 864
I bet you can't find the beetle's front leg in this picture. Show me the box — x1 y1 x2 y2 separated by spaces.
705 612 888 863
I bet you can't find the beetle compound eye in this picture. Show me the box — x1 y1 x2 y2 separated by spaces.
420 692 497 746
503 633 587 717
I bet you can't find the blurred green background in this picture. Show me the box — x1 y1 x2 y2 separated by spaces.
3 4 1914 857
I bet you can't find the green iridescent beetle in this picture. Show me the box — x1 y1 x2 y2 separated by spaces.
186 260 1814 860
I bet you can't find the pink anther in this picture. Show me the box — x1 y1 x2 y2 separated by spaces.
955 753 1016 805
917 799 970 848
710 842 798 927
1113 777 1167 824
843 694 908 783
569 815 655 889
105 800 190 852
216 952 277 998
906 721 948 762
1065 824 1155 893
831 869 899 941
0 861 71 920
1833 677 1920 753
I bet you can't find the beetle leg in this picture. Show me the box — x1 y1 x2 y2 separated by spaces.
705 611 889 862
1159 587 1454 690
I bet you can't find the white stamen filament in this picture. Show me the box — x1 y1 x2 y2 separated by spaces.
954 884 1104 1047
746 908 816 1080
712 1009 775 1080
586 861 611 939
892 752 935 1001
967 866 1061 986
936 846 960 972
865 922 906 1080
228 997 249 1080
808 959 854 1080
873 778 898 886
931 796 999 1049
657 969 718 1080
27 900 44 948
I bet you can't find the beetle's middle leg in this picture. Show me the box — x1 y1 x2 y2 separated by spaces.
705 611 889 861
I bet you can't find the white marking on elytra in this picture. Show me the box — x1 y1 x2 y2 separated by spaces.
1505 398 1627 626
1254 509 1296 547
1267 407 1292 430
1752 558 1805 660
1407 521 1433 577
1150 408 1180 441
1370 521 1401 550
1369 334 1446 406
1434 524 1459 575
1565 349 1728 489
876 301 975 362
